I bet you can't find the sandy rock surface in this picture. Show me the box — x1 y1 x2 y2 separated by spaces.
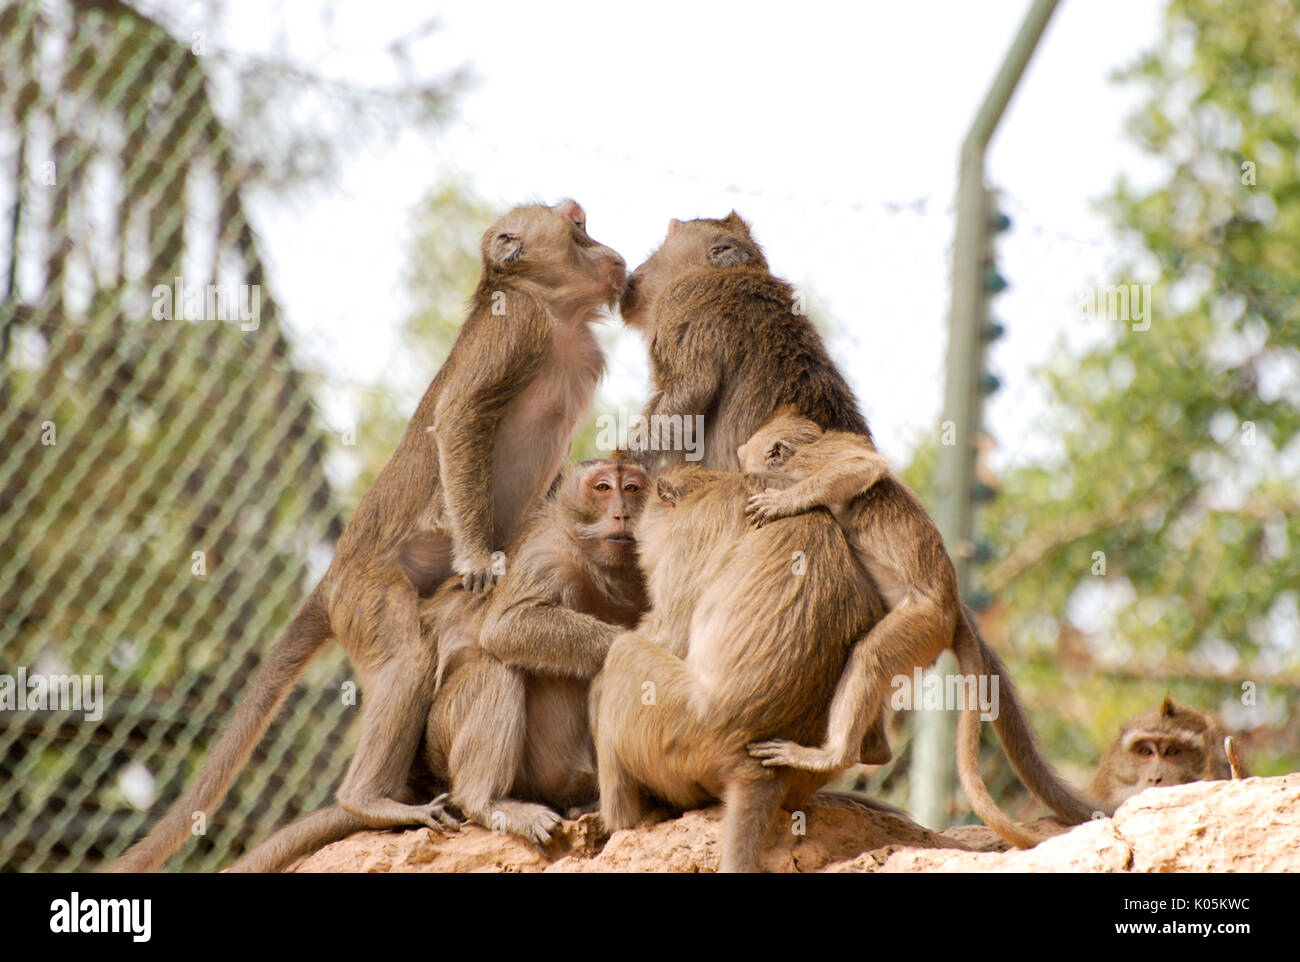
290 774 1300 873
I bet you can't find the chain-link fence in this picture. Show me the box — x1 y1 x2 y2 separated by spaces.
0 0 360 872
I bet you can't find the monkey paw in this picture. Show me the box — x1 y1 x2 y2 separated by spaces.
418 793 462 833
744 491 795 526
490 802 563 846
748 739 843 772
461 566 499 593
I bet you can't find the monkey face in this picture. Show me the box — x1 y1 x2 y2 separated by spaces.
621 211 766 329
574 461 648 564
483 200 627 317
1112 729 1206 802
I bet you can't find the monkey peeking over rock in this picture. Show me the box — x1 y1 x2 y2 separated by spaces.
1091 696 1250 810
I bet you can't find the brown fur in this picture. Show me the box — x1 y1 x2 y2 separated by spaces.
622 213 869 472
114 201 625 872
740 412 1102 847
591 466 887 872
226 460 648 871
1091 696 1249 808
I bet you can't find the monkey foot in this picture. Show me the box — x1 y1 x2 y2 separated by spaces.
418 793 462 833
748 739 846 773
482 801 562 846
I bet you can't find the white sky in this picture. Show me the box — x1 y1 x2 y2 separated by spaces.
173 0 1170 468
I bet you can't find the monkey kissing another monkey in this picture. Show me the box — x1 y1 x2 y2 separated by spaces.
1091 696 1250 809
591 465 889 873
226 458 648 872
113 201 626 872
621 212 870 472
738 410 1103 848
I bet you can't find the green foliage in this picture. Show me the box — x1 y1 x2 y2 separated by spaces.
975 0 1300 775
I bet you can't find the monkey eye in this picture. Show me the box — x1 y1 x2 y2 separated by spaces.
624 483 640 493
1166 747 1179 757
1138 745 1154 756
595 482 611 491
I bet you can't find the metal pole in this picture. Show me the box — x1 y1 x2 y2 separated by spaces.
911 0 1061 831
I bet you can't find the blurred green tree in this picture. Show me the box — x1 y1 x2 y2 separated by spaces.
977 0 1300 778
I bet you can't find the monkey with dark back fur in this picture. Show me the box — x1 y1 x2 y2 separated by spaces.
115 201 625 872
226 459 649 871
621 212 870 472
591 464 885 872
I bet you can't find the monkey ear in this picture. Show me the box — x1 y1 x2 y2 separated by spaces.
655 477 682 507
555 198 585 228
489 230 524 266
722 210 750 232
765 440 794 466
666 218 682 238
1159 695 1176 718
707 241 751 267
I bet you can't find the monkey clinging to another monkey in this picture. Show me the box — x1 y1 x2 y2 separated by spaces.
114 200 626 872
735 409 1102 848
1091 696 1249 809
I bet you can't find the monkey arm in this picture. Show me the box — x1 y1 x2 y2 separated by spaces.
639 320 724 466
746 450 892 525
479 579 619 680
432 304 549 579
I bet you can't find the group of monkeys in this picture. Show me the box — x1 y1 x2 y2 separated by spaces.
112 201 1250 874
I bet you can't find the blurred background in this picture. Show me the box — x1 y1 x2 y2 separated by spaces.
1 0 1296 871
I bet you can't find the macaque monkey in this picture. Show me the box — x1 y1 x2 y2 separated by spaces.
621 212 869 471
591 466 888 873
113 201 626 872
1091 696 1250 808
738 411 1100 848
422 458 648 842
226 459 648 871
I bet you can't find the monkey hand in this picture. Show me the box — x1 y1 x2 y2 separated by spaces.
457 554 504 593
418 793 462 833
748 739 847 773
745 490 798 527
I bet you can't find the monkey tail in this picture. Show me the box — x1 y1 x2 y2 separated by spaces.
951 617 1042 849
225 805 365 873
961 612 1103 826
109 588 333 872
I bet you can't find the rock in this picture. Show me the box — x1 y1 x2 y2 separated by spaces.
291 773 1300 873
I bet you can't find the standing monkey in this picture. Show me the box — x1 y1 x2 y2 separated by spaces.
738 411 1101 847
592 466 887 873
621 212 869 471
1091 696 1250 808
113 201 626 872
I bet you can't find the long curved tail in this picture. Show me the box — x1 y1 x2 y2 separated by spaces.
960 610 1103 830
110 588 333 872
225 805 365 873
951 616 1042 848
